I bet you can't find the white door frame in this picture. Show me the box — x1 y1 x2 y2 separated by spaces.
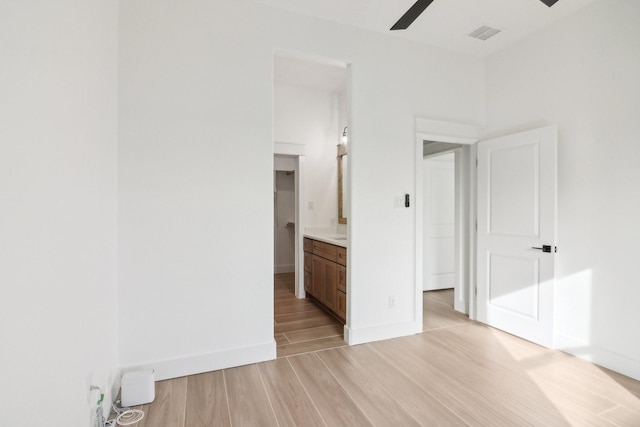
274 142 306 298
415 118 481 325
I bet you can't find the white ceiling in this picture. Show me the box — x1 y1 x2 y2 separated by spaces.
256 0 601 56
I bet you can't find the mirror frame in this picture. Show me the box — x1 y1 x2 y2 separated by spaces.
338 143 347 224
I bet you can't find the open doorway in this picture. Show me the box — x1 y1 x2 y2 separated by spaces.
416 133 476 330
273 151 346 357
273 53 349 293
274 168 295 274
421 141 470 315
421 146 471 331
273 150 304 297
273 52 350 355
414 118 481 327
423 151 455 292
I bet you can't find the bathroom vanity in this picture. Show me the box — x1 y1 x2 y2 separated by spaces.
303 236 347 323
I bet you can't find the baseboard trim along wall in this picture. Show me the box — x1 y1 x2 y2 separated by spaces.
274 264 295 274
345 320 422 346
556 334 640 381
121 341 276 381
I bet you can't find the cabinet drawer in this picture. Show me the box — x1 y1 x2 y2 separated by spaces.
337 265 346 292
312 240 338 262
303 238 313 253
304 253 312 272
337 247 347 266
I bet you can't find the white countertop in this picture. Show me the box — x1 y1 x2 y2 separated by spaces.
303 232 348 248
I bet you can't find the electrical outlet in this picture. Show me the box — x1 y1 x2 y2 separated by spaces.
388 296 396 308
308 200 314 210
394 196 403 208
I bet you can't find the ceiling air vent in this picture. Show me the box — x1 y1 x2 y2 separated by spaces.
468 25 501 41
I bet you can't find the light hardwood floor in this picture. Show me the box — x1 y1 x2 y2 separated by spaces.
274 273 346 357
122 283 640 426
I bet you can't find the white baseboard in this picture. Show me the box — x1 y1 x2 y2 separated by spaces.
274 264 295 274
121 341 276 381
555 334 640 381
345 320 421 346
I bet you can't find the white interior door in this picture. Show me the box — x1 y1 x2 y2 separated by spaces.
476 125 557 347
423 153 455 291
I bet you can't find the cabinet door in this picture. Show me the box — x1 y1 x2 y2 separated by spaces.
323 260 338 311
337 265 346 293
304 252 312 273
311 255 325 300
336 290 346 321
304 271 312 294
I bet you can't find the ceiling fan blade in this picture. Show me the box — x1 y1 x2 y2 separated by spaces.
390 0 435 31
539 0 560 6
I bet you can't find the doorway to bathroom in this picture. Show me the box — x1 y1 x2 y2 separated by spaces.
272 51 350 354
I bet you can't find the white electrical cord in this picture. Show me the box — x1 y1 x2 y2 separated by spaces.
106 402 145 426
115 409 144 425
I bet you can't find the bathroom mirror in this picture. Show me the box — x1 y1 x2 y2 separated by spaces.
338 144 348 224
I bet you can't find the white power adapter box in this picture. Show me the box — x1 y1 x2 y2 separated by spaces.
121 369 155 407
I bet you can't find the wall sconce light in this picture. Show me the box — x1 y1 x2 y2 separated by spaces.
341 127 348 144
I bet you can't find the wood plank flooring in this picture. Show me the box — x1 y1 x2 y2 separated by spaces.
274 273 346 357
121 284 640 426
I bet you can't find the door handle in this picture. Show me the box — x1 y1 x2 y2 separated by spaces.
531 245 557 253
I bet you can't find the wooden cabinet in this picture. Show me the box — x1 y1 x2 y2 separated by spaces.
304 271 312 294
337 246 347 266
337 265 346 293
304 237 347 323
323 259 338 311
336 289 347 320
312 240 337 262
303 238 313 253
311 255 325 299
304 249 313 293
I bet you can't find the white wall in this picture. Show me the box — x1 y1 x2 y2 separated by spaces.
347 41 484 342
3 0 636 422
0 1 119 426
274 84 339 227
486 0 640 379
118 0 484 374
